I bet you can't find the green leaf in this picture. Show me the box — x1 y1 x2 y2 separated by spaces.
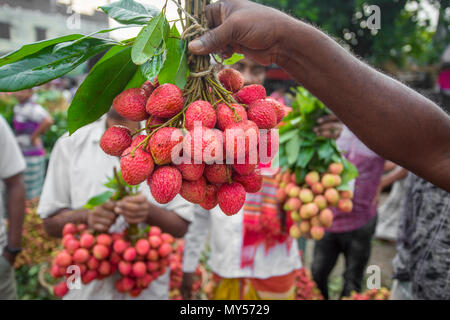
0 37 115 92
100 0 159 25
0 34 84 67
68 47 137 134
296 146 315 168
158 25 189 89
84 191 114 209
317 141 334 162
214 53 245 65
140 51 163 82
131 12 169 65
286 136 301 166
280 129 299 144
295 167 308 185
125 68 147 89
340 159 359 187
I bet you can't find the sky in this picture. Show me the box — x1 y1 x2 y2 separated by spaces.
57 0 440 40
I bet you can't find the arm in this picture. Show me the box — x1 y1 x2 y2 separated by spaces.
31 116 53 146
114 195 190 238
379 167 409 191
2 173 26 264
190 0 450 191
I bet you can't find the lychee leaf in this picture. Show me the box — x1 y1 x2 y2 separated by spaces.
296 146 315 168
83 191 114 210
131 12 169 65
140 50 164 81
100 0 159 25
68 47 137 134
286 136 302 166
214 53 245 65
0 37 115 92
125 68 147 89
158 25 189 89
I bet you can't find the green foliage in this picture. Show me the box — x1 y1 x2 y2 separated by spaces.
255 0 443 68
278 87 358 187
214 53 245 65
15 265 56 300
0 94 17 127
42 111 67 154
100 0 159 25
68 46 138 134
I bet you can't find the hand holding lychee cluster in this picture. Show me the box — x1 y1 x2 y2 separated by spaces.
100 68 282 216
276 162 354 241
51 223 174 298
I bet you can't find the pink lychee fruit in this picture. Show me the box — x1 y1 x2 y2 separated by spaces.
123 247 137 262
118 260 132 276
319 208 333 228
324 188 340 206
149 235 162 249
100 125 132 157
200 184 219 210
328 162 344 175
204 164 230 184
53 281 69 298
148 166 182 204
158 243 172 258
305 171 320 187
185 100 217 131
183 127 223 164
135 239 150 256
235 84 266 105
217 182 246 216
79 233 95 249
96 234 112 247
62 223 77 236
232 170 263 193
120 147 154 185
149 127 183 165
217 68 244 93
55 250 72 267
223 120 259 160
180 177 207 204
248 99 278 129
216 103 248 131
113 239 128 254
98 260 111 276
72 248 90 264
338 199 353 213
176 162 205 181
132 261 147 278
311 226 325 240
92 244 109 260
146 83 184 118
87 257 100 270
113 88 149 121
141 79 158 97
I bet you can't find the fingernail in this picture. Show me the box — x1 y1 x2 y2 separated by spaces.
189 40 203 52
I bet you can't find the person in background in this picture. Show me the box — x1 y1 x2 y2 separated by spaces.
13 89 53 200
0 115 26 300
311 126 385 299
374 162 409 242
37 108 193 300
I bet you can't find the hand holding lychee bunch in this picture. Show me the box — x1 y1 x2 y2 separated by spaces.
100 68 282 216
51 223 175 298
276 162 354 241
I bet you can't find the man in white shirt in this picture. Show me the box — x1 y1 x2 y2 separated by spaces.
0 115 26 300
37 109 193 300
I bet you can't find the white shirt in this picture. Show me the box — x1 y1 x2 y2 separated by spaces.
37 117 194 300
182 191 301 279
0 116 27 254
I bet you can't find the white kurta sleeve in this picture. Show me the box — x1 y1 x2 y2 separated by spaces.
0 116 26 179
37 134 72 219
182 206 211 273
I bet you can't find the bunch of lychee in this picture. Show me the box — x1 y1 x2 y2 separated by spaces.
342 287 391 300
294 268 324 300
51 223 174 298
276 162 354 241
100 69 283 216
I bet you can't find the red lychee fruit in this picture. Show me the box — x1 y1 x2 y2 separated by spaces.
183 127 223 164
50 264 63 278
87 257 100 270
123 247 137 262
92 244 109 260
113 239 128 254
146 83 184 118
185 100 217 131
82 270 98 285
149 166 182 204
218 68 244 93
109 251 121 265
158 243 172 258
340 190 353 199
248 99 278 129
232 170 263 193
113 88 149 121
62 223 77 236
55 250 72 267
204 164 230 184
132 261 147 278
217 182 246 216
135 239 150 256
147 262 159 272
161 233 174 244
223 120 259 160
149 127 183 165
120 146 154 185
121 277 135 292
98 260 111 276
200 184 219 210
176 161 205 181
276 188 287 203
149 235 162 249
311 182 324 195
130 135 148 150
216 103 248 131
265 97 285 124
96 234 112 246
77 224 87 233
79 233 94 249
147 249 159 262
180 177 207 204
65 238 80 254
149 226 162 236
338 199 353 213
328 162 344 175
284 198 302 211
235 84 266 105
53 281 69 298
146 116 165 135
118 260 132 276
72 248 90 264
141 80 158 97
232 154 257 176
100 125 132 157
62 234 75 248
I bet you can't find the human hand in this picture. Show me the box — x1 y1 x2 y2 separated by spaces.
114 194 151 225
31 135 42 147
188 0 295 66
181 272 195 300
87 200 117 232
314 114 343 140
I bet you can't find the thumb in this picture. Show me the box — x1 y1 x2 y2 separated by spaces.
188 21 233 55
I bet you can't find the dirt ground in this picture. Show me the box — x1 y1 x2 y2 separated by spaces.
303 193 398 300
